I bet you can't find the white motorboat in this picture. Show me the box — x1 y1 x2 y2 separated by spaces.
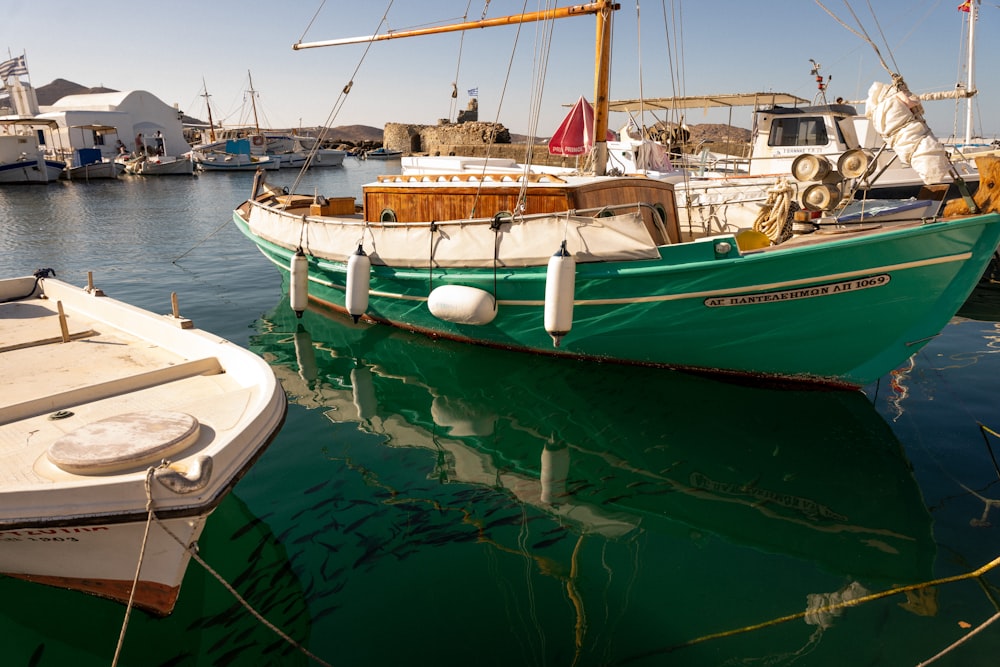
0 270 286 615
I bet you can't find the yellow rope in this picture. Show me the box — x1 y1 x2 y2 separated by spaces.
917 610 1000 666
752 179 795 243
616 553 1000 664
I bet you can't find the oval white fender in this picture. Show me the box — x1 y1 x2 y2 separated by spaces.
290 248 309 318
346 245 371 323
154 455 213 494
544 242 575 347
427 284 498 325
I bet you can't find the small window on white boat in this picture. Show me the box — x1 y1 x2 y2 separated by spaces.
380 208 397 222
768 117 828 147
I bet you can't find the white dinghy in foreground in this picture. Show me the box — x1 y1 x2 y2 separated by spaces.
0 270 286 615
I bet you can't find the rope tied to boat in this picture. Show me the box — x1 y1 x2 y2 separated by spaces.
1 268 55 304
112 461 169 667
112 460 333 667
752 179 795 244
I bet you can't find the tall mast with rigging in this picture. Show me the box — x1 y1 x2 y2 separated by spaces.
247 70 262 137
201 78 216 143
292 1 620 173
962 0 979 145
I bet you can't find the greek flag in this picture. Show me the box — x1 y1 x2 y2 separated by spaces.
0 55 28 80
467 87 478 97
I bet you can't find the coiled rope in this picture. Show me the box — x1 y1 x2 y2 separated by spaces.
752 178 795 243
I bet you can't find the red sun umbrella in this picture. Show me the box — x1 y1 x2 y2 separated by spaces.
547 96 615 156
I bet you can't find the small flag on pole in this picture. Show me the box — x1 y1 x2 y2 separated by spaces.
0 55 28 80
958 1 972 12
467 87 478 97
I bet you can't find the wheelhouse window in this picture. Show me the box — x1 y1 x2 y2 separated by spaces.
768 117 828 147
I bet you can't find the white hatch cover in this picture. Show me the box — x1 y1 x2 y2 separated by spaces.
47 410 201 475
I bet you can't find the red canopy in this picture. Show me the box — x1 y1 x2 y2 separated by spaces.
547 96 615 156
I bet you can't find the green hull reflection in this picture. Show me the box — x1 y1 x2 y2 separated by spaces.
254 298 934 588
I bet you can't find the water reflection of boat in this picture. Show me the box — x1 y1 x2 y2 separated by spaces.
251 298 935 589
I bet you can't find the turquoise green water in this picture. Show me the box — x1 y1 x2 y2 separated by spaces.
0 165 998 665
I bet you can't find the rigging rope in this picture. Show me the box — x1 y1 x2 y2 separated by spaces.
814 1 897 77
289 1 395 194
447 1 475 123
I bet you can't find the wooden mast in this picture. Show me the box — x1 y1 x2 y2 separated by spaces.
201 78 216 143
292 2 617 50
247 70 262 138
293 1 619 174
593 2 613 176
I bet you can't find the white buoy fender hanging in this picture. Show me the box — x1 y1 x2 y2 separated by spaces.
290 247 309 318
544 241 575 348
346 245 371 323
427 284 498 325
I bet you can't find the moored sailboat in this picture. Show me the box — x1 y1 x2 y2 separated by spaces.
232 1 1000 388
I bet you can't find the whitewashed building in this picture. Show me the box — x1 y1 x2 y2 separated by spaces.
39 90 188 160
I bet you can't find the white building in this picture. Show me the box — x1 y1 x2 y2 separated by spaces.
39 90 188 160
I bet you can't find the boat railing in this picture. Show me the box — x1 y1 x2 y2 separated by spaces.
249 197 674 244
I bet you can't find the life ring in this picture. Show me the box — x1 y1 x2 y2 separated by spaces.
252 135 264 146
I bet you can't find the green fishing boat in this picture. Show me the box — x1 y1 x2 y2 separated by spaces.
233 1 1000 388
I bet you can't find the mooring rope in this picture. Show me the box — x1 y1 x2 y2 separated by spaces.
613 553 1000 665
112 465 163 667
112 464 334 667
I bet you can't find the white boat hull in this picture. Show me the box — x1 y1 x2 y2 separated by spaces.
0 274 286 614
194 151 278 171
0 515 207 614
123 155 194 176
0 158 65 183
64 160 124 180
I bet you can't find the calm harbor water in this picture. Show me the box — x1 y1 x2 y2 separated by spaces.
1 162 999 666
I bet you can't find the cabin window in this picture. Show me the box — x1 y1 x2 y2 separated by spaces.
380 208 397 223
767 117 828 147
93 132 106 146
36 129 46 146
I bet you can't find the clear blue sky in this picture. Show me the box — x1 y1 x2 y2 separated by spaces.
4 1 997 139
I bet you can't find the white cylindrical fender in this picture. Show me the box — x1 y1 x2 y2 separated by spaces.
544 243 575 347
346 245 371 323
427 284 498 325
290 248 309 318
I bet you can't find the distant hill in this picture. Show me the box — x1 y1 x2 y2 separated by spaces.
34 78 117 106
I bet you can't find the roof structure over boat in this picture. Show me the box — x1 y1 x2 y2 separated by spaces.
607 92 809 113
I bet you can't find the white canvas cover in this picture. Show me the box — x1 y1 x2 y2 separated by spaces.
247 205 662 269
866 81 952 184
